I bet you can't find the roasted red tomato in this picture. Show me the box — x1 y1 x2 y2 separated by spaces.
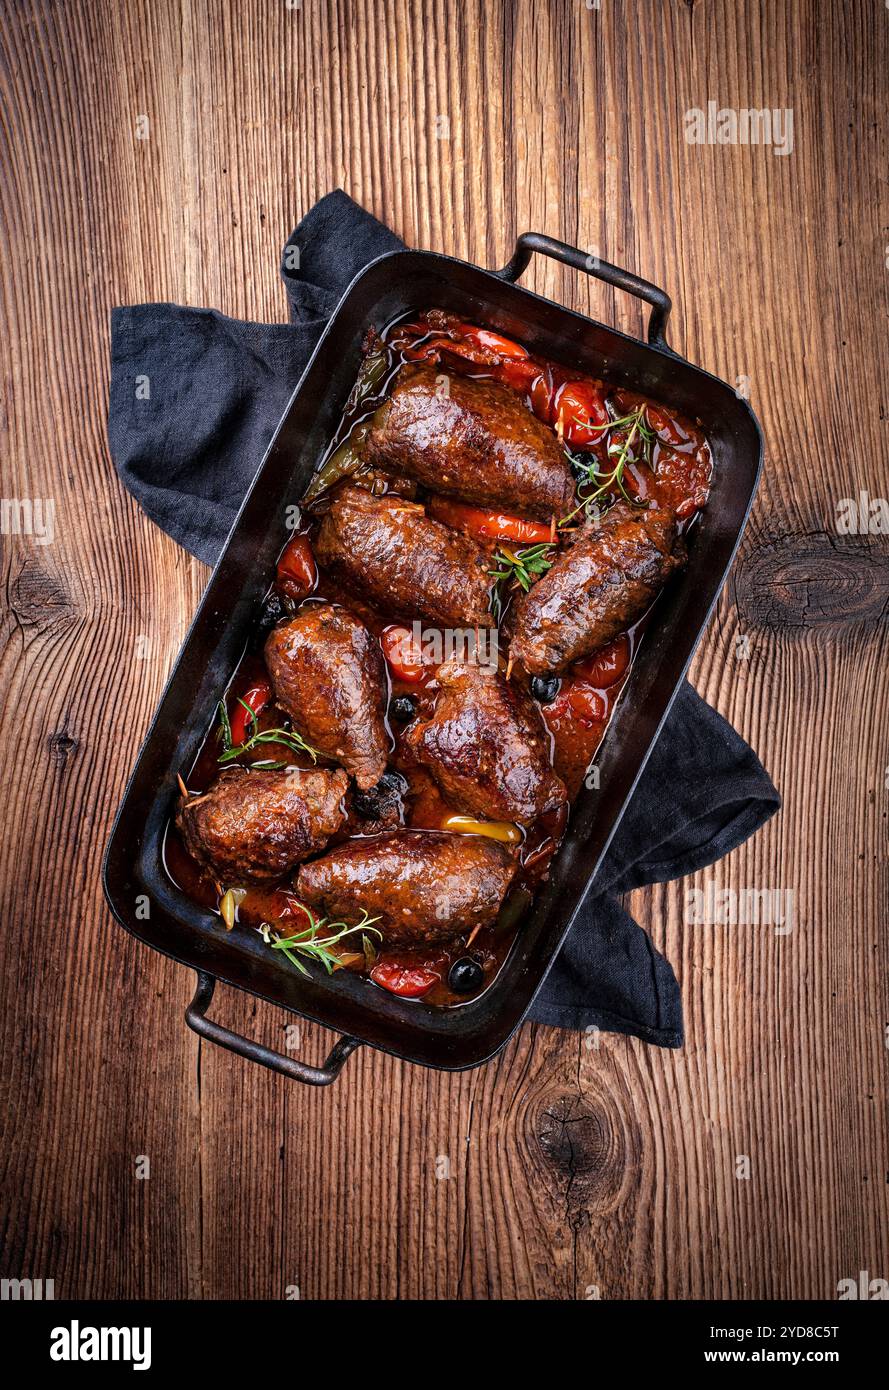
380 624 428 683
554 381 610 446
530 370 556 424
573 635 630 689
646 403 688 446
371 960 440 998
276 534 317 601
427 497 555 544
456 324 529 360
497 357 540 392
229 679 272 745
568 684 608 722
545 680 608 730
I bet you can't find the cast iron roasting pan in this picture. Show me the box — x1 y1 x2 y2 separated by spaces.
103 233 763 1086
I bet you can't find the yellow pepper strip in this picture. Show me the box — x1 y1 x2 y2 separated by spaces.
218 887 246 930
441 813 522 845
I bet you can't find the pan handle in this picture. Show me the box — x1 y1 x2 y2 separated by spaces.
185 972 362 1086
497 231 672 349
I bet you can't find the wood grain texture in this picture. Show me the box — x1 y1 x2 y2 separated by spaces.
1 0 886 1300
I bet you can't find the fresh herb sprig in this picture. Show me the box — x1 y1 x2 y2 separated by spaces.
561 404 655 525
216 698 319 766
260 908 382 977
489 542 557 616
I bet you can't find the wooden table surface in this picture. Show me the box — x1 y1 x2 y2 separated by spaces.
2 0 887 1301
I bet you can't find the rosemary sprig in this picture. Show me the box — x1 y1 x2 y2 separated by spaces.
261 908 382 977
218 725 319 765
216 698 319 765
561 404 655 525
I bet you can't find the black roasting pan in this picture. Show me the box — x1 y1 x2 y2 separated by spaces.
103 234 763 1085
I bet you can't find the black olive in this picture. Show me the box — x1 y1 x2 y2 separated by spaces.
448 957 485 994
389 695 417 724
352 770 408 823
530 674 560 705
250 590 288 649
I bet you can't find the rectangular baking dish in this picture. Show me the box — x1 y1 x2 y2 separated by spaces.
103 233 763 1084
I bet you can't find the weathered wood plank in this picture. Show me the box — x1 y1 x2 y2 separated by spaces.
0 0 885 1300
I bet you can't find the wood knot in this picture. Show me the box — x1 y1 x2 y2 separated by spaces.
732 530 889 633
7 554 74 633
48 731 79 770
528 1089 630 1216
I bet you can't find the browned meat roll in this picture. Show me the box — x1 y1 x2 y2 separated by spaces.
510 503 687 675
176 767 349 883
314 484 494 629
295 829 517 946
363 363 575 520
405 659 566 825
264 604 389 791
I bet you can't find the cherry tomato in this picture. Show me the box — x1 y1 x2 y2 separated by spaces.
544 680 607 730
554 381 609 446
427 497 555 545
568 684 608 722
530 370 556 424
646 403 687 446
276 534 317 601
573 635 630 689
229 679 272 744
456 324 529 359
380 624 428 683
371 960 440 998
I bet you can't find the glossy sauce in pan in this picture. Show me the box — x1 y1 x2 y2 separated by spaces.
164 311 712 1007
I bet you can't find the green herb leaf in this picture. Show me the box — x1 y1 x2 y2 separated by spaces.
489 543 556 613
560 403 654 525
262 906 383 977
218 724 320 766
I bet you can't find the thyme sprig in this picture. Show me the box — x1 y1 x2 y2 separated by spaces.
489 542 557 616
561 404 655 525
216 698 319 765
260 908 382 977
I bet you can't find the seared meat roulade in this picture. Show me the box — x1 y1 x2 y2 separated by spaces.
176 767 348 883
264 604 389 791
363 363 575 521
405 659 566 825
510 503 686 675
295 829 517 946
315 485 494 629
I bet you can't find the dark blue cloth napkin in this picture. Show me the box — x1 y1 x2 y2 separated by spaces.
108 190 780 1048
